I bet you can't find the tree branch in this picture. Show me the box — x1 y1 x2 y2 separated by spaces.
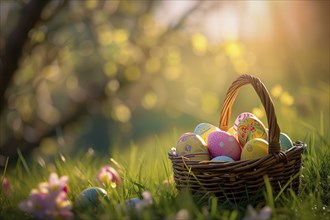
0 103 85 158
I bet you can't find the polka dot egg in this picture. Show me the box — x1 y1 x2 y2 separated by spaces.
241 138 268 160
207 130 241 161
176 132 210 161
237 117 267 147
194 123 221 144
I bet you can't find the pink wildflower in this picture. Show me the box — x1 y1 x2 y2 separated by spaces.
97 165 121 187
18 172 73 220
2 176 12 196
55 191 73 219
38 172 68 196
19 191 55 219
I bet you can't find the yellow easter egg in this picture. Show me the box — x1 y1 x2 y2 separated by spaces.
227 126 237 139
176 132 210 161
241 138 268 160
194 123 221 144
237 117 267 146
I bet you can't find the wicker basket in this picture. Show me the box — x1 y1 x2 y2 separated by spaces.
168 74 306 203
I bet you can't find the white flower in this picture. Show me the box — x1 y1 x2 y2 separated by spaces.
175 209 190 220
125 191 153 213
243 205 272 220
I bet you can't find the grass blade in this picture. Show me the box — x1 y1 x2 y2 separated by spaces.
17 149 31 175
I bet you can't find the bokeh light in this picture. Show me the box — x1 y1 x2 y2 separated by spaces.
0 1 328 160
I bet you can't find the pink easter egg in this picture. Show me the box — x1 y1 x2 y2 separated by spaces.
233 112 256 132
207 130 242 161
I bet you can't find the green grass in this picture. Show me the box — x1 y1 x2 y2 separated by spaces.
0 127 329 220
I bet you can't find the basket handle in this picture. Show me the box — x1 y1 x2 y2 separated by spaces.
219 74 281 154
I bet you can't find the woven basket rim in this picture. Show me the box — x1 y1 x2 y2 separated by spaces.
168 141 306 165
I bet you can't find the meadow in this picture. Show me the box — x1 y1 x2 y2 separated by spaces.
1 116 329 219
1 1 329 219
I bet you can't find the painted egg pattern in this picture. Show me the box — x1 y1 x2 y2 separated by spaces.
194 123 221 144
176 132 210 161
207 130 241 161
241 138 268 160
237 117 267 147
234 112 256 132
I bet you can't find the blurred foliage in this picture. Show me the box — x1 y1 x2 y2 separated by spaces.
0 1 329 161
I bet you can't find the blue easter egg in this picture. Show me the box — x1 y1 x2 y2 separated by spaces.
125 198 141 208
75 187 107 209
211 155 234 162
280 132 293 150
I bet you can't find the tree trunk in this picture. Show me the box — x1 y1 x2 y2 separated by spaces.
0 0 50 113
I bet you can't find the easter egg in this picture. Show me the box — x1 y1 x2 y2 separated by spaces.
207 130 241 160
241 138 268 160
176 132 210 161
75 187 107 209
227 126 237 139
194 123 221 144
234 112 256 132
211 155 234 162
280 132 293 150
237 117 267 147
125 198 141 208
